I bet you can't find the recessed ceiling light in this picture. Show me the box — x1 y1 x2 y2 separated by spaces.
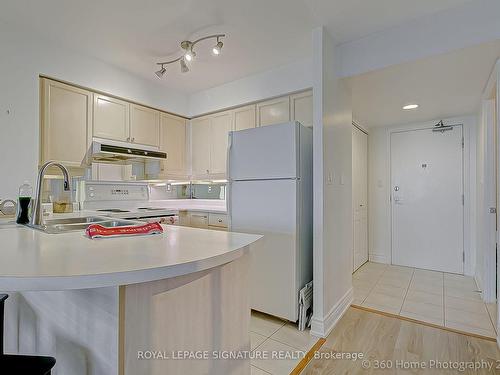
403 104 419 110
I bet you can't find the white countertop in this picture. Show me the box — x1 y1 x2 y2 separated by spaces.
0 223 260 291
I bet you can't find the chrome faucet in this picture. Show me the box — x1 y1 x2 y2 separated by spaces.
30 161 71 226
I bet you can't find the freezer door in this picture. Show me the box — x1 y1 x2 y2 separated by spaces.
229 179 299 321
228 122 299 180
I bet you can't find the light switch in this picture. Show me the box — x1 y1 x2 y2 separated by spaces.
326 172 333 185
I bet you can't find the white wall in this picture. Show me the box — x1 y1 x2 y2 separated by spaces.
0 23 188 199
188 58 312 116
311 27 353 338
368 115 477 276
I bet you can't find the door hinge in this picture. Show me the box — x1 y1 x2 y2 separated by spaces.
461 137 464 148
462 194 464 205
463 252 465 263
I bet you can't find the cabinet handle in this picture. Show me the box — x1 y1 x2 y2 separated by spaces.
126 137 130 142
131 137 135 142
206 169 209 174
218 219 223 223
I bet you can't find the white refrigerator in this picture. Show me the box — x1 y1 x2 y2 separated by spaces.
228 121 313 322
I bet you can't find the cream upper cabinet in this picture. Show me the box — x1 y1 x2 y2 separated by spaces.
93 94 129 142
191 116 211 176
41 79 92 167
257 96 290 127
234 104 256 131
159 113 187 176
130 104 160 147
291 90 313 127
210 111 233 175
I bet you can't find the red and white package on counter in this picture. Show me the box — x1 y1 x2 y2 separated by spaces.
86 222 163 239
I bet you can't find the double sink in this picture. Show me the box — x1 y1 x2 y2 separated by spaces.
28 216 140 234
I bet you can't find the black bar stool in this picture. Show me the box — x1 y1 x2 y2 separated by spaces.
0 294 56 374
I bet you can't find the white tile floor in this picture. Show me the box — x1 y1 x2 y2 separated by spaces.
249 311 318 375
353 262 498 338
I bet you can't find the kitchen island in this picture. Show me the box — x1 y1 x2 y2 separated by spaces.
0 222 261 375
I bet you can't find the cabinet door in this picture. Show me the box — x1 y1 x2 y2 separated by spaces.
291 90 313 127
210 111 233 175
189 212 209 229
234 104 256 131
130 104 160 147
257 96 290 127
191 116 211 176
41 79 92 166
159 113 186 176
93 94 129 142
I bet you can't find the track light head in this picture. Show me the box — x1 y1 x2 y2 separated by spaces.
180 58 189 73
155 66 166 79
181 40 195 61
212 40 223 55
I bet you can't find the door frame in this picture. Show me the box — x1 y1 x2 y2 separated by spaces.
352 122 369 272
480 99 497 302
482 60 500 346
387 117 473 275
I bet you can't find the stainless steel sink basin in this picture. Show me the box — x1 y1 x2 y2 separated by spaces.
27 216 142 234
42 217 106 225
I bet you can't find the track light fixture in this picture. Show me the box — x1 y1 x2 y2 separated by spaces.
155 34 225 78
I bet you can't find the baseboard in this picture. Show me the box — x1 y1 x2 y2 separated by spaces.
369 252 390 264
310 287 352 338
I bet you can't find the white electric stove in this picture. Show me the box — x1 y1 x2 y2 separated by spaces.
81 181 179 224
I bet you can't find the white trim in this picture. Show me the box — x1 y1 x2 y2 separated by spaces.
480 99 497 302
311 287 353 338
369 252 390 264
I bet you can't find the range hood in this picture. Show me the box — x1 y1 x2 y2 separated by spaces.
81 139 167 166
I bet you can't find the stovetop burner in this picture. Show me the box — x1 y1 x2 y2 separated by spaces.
97 209 131 213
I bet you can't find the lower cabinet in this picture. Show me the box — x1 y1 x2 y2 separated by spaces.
178 211 228 231
189 212 209 229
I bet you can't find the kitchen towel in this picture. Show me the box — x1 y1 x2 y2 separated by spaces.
86 222 163 239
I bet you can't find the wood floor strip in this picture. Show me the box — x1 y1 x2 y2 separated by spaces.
351 304 497 342
289 337 326 375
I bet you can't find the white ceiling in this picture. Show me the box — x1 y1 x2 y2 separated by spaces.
347 40 500 128
1 0 478 94
306 0 473 44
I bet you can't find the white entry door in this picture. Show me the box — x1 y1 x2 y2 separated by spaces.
353 126 368 271
391 126 464 274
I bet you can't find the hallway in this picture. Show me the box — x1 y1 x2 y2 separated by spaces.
352 262 497 339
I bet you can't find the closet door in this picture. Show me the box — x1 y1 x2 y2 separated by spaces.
353 126 368 271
